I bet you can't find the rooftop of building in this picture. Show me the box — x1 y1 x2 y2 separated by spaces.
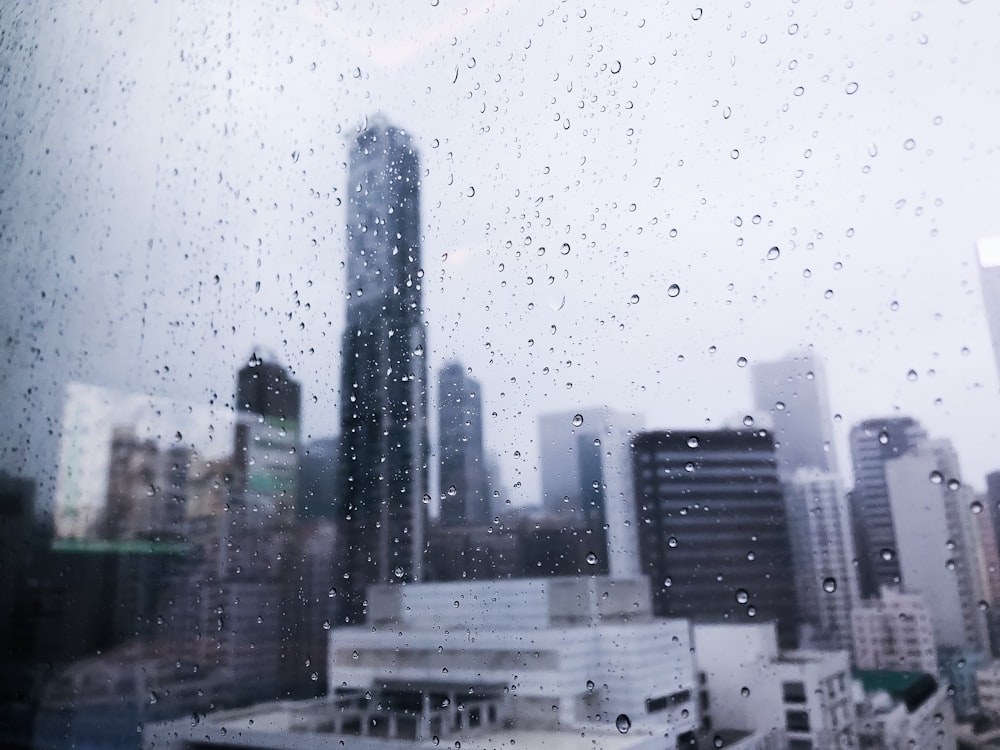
854 669 939 713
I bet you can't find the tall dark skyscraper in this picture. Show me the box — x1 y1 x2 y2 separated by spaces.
848 417 926 599
437 362 489 527
631 429 800 649
337 118 428 618
234 356 302 525
751 352 837 477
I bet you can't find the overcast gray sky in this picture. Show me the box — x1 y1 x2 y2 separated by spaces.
3 0 1000 512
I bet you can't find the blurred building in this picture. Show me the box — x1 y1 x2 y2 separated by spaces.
538 407 643 577
751 352 837 477
424 522 520 582
784 469 858 650
854 670 955 750
437 361 490 527
848 417 927 599
0 474 35 665
631 429 800 648
851 587 938 673
886 438 990 652
693 622 857 749
234 356 301 525
977 237 1000 383
297 436 338 520
336 119 428 621
144 576 701 749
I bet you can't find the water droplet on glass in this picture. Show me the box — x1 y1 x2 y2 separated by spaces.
615 714 631 734
586 552 597 565
667 284 681 298
845 81 859 95
572 414 584 427
736 356 748 368
741 686 750 697
766 246 780 260
903 138 916 150
971 501 984 514
822 577 837 593
692 8 703 20
929 471 943 484
743 415 754 427
730 149 740 159
877 430 890 445
610 60 622 74
735 588 749 604
629 293 640 304
687 436 699 448
880 548 895 561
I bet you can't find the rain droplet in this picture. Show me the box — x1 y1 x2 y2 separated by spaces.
906 369 918 382
730 149 740 159
845 82 859 95
929 470 943 484
735 588 749 604
878 430 890 445
667 284 681 297
903 138 916 150
880 548 895 561
668 536 678 548
741 686 750 697
610 60 622 74
629 294 640 304
560 243 571 255
766 246 780 260
822 577 837 593
971 500 984 514
687 436 699 448
586 552 598 565
572 414 584 427
737 356 748 368
692 8 703 20
743 415 754 427
466 186 476 197
586 680 595 691
615 714 631 734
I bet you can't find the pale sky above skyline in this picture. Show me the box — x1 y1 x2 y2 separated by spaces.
3 0 1000 512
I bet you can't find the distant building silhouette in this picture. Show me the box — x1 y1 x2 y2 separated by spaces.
336 118 428 620
631 429 800 648
751 352 837 477
298 436 339 520
437 362 489 527
848 417 926 599
234 356 301 525
977 237 1000 384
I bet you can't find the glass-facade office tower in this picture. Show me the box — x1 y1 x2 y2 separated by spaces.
848 417 926 599
337 119 428 620
631 429 800 649
751 352 837 477
437 362 490 527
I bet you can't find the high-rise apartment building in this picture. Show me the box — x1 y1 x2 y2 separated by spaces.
784 469 858 650
886 439 990 652
851 587 938 673
234 357 301 525
336 119 428 618
751 352 837 476
437 362 490 527
631 429 800 648
848 417 927 599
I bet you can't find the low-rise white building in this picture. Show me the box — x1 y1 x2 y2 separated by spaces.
851 586 938 674
144 576 701 749
693 622 857 749
854 670 956 750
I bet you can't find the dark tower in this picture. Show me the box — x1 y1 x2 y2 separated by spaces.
337 118 428 621
632 429 800 649
234 356 302 524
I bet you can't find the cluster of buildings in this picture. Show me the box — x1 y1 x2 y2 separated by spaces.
5 118 1000 749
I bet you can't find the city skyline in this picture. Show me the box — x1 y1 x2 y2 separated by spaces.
4 2 1000 518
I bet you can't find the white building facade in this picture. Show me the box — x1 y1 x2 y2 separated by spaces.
852 586 938 673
